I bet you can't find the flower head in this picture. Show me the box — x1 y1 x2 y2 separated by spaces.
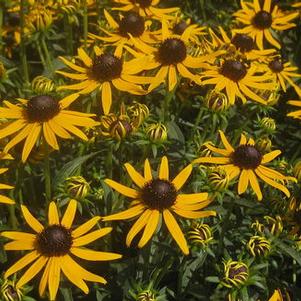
233 0 298 49
1 200 121 300
0 94 97 162
221 260 249 288
194 131 295 200
103 156 215 254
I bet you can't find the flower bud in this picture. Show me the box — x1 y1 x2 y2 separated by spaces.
264 215 283 236
293 160 301 182
31 76 55 94
127 102 149 128
146 123 168 143
65 176 90 200
256 137 272 153
0 279 22 301
137 290 156 301
247 235 271 257
259 117 276 132
208 168 229 191
204 90 230 112
221 260 249 288
187 223 213 246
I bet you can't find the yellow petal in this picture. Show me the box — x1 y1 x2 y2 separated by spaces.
138 210 159 248
159 156 169 180
125 163 146 188
72 228 112 247
48 202 60 225
61 199 77 228
172 164 192 190
70 248 122 261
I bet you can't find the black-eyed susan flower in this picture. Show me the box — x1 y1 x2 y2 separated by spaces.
132 19 220 91
247 235 271 256
112 0 179 20
287 99 301 120
57 47 151 114
0 152 14 205
103 156 215 255
221 260 249 288
233 0 298 49
193 130 294 200
206 26 275 61
1 199 121 300
0 94 97 162
88 10 158 57
199 56 275 105
264 57 301 94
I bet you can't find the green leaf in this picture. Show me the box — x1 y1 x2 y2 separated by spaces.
276 239 301 266
167 121 185 144
53 152 100 189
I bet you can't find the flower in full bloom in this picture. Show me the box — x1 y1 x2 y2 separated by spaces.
103 156 215 254
1 200 121 300
233 0 298 49
194 130 295 200
0 94 97 162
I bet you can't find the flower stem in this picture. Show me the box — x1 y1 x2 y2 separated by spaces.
44 144 51 202
20 0 29 83
8 205 18 229
41 36 53 73
0 4 3 54
163 89 175 122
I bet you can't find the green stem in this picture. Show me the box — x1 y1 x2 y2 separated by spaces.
163 89 175 122
44 144 51 202
8 205 18 229
189 106 204 142
41 36 53 73
20 0 29 83
83 0 88 49
64 15 73 54
36 41 47 69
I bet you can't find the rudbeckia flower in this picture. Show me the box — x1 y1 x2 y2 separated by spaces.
1 199 121 300
103 156 215 255
0 152 15 205
57 47 152 114
88 10 158 57
131 19 220 91
112 0 179 20
206 26 275 61
264 57 301 94
199 56 275 105
0 94 97 162
233 0 299 49
193 131 295 200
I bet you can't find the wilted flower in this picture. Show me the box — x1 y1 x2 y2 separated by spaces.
146 123 168 143
65 176 90 200
187 222 213 246
247 235 271 257
208 168 229 191
221 260 249 288
204 89 230 112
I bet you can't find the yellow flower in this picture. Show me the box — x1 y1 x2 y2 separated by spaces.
194 130 294 200
103 156 215 255
206 26 275 61
199 56 275 105
112 0 179 20
1 200 121 300
233 0 298 49
0 94 97 162
88 10 158 57
131 19 220 91
264 57 301 94
268 289 291 301
0 152 14 205
57 47 151 114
